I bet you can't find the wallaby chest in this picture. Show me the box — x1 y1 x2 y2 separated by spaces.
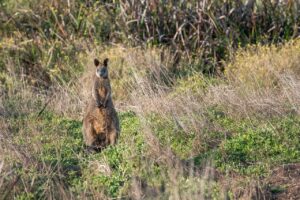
94 78 111 97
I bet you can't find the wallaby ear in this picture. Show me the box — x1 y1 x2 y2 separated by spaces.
94 58 100 67
103 58 109 67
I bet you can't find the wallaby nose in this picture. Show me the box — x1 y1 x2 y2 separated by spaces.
100 68 107 77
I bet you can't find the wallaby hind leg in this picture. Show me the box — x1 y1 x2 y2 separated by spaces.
83 121 94 147
108 130 118 145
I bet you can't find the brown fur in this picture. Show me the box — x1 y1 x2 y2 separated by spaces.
82 58 120 151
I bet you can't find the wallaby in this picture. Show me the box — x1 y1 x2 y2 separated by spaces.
82 58 120 151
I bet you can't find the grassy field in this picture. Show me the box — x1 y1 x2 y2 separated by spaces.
1 1 300 199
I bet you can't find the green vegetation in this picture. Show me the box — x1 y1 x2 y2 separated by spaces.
1 0 300 199
216 115 300 175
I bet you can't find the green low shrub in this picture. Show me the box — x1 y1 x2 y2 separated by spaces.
215 115 300 176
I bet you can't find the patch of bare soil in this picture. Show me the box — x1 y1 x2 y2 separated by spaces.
266 163 300 200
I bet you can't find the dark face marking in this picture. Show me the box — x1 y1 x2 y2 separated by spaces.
96 66 108 79
94 58 109 79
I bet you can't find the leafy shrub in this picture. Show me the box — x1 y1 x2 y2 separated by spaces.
216 115 300 175
225 40 300 88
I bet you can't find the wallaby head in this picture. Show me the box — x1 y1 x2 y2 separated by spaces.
94 58 109 79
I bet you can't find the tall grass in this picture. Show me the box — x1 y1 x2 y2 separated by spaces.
1 0 299 72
